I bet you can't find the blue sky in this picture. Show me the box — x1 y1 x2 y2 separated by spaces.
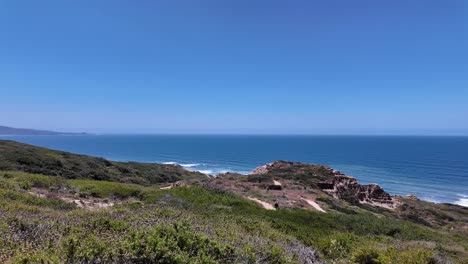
1 1 467 134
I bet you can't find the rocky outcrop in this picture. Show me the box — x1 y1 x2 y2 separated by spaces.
404 194 420 200
318 174 397 209
249 161 334 178
250 160 398 209
249 163 272 175
250 161 300 175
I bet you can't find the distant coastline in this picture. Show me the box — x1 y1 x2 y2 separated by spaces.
0 125 88 136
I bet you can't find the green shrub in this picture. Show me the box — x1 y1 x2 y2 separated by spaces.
266 245 286 264
18 181 32 190
352 246 381 264
90 216 129 231
380 248 435 264
75 235 110 263
70 179 142 199
122 222 235 263
10 252 59 264
318 233 357 259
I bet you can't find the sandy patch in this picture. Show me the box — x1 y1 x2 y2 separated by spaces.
247 197 276 210
302 198 326 213
28 190 116 210
361 200 397 210
273 180 282 186
61 197 115 210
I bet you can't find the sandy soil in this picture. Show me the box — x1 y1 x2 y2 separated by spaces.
361 200 397 210
301 198 326 213
273 180 282 186
247 197 276 210
61 197 115 210
28 190 116 210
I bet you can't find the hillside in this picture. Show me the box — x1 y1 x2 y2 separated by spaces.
214 161 468 230
0 125 87 135
0 141 467 263
0 140 207 185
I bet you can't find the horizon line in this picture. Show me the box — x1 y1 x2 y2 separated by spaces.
2 133 468 137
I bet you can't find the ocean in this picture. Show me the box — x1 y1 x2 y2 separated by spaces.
1 135 467 207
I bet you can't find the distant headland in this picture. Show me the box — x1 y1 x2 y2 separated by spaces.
0 125 88 136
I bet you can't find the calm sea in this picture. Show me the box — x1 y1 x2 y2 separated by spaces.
1 135 467 206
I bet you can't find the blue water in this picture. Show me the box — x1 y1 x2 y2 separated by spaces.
1 135 467 206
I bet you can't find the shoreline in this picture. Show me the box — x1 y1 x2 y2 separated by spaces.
163 160 468 208
1 136 466 208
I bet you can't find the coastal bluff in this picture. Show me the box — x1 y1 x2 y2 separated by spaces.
249 161 397 209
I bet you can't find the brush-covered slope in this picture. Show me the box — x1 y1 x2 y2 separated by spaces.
2 171 468 263
0 140 206 185
242 161 468 231
0 142 467 263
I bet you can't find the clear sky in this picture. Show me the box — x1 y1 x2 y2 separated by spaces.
1 1 467 134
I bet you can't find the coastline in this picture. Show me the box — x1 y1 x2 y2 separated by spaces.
1 135 467 208
161 160 468 208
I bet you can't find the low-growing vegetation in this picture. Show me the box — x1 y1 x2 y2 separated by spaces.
0 171 467 263
0 141 467 263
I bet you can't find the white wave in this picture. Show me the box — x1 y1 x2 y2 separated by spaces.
213 169 250 175
455 198 468 207
162 163 247 176
180 163 201 168
197 170 213 175
457 194 468 198
419 196 442 204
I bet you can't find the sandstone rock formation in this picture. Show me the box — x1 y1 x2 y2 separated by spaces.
250 161 397 209
318 174 397 209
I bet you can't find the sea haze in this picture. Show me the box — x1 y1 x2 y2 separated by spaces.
1 135 467 207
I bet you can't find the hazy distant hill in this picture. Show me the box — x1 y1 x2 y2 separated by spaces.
0 125 87 135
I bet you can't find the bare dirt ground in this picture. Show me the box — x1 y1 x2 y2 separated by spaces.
302 198 326 213
273 180 282 186
28 189 117 210
60 197 115 210
247 197 276 210
209 177 328 212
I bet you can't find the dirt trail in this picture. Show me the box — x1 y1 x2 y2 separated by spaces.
61 197 115 210
273 180 282 186
302 198 326 213
28 191 116 210
247 197 276 210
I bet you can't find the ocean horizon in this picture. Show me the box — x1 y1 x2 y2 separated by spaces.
1 134 467 207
